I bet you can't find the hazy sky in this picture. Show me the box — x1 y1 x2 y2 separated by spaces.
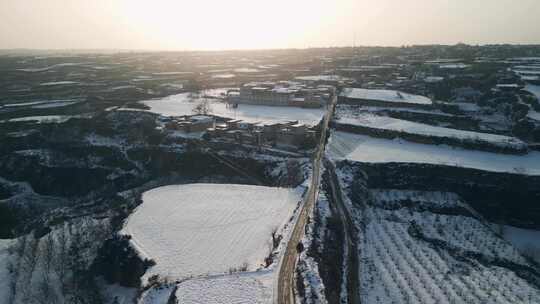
1 0 539 50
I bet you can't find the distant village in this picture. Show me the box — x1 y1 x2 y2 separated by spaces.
157 52 540 151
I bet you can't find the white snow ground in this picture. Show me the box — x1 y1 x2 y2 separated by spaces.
98 279 137 304
524 84 540 103
121 183 302 282
174 271 273 304
502 225 540 263
335 112 525 149
328 131 540 175
212 73 236 79
139 92 325 125
39 81 79 86
524 84 540 121
295 75 349 82
138 284 177 304
340 88 432 105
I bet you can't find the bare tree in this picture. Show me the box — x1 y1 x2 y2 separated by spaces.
286 160 302 186
192 99 212 115
271 226 282 250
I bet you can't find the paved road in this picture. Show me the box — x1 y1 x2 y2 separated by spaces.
275 95 336 304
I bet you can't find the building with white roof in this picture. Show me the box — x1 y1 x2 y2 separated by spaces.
227 81 332 108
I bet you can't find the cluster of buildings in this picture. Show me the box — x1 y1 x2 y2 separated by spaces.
226 81 335 108
207 119 316 148
164 114 317 149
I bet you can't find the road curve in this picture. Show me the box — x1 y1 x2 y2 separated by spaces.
275 94 336 304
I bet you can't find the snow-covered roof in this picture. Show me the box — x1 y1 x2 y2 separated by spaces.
340 88 432 105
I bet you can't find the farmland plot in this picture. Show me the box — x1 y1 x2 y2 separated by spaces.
334 166 540 304
121 183 302 282
328 131 540 175
139 92 326 125
334 112 525 150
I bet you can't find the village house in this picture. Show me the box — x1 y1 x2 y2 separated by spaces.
227 81 332 108
165 115 215 133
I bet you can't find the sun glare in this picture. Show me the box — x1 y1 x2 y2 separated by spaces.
118 0 331 50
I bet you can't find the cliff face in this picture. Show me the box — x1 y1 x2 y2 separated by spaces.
339 160 540 229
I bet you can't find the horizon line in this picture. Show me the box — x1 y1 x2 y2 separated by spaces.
2 43 540 55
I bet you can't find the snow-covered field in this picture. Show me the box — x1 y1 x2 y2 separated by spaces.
32 100 80 109
439 63 469 69
528 109 540 121
340 88 432 105
524 84 540 103
234 68 261 73
16 62 86 73
337 104 453 118
502 225 540 263
295 75 349 82
371 189 464 210
174 271 273 304
212 73 236 79
39 81 79 86
139 92 325 125
357 201 540 304
453 102 482 112
0 115 84 124
328 131 540 175
121 183 302 282
2 99 80 108
335 112 526 149
334 166 540 304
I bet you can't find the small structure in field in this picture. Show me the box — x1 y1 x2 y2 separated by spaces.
165 115 215 133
